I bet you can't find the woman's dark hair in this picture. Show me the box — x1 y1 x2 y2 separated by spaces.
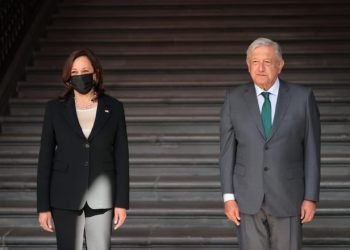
60 48 105 101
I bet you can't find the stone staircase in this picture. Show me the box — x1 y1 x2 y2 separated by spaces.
0 0 350 249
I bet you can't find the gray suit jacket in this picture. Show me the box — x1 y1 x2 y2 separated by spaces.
219 80 320 216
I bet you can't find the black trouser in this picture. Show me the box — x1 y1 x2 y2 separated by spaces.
51 203 113 250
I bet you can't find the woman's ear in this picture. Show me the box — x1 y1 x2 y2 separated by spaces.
64 80 71 87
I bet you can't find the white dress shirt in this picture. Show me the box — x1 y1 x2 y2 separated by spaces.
223 79 280 202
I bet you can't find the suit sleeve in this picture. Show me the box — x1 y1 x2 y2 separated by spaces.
219 90 237 196
114 103 130 209
303 89 321 202
37 102 56 213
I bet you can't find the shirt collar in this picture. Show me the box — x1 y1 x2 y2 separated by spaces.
254 78 280 97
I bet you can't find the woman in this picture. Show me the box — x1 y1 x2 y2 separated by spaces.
37 48 129 250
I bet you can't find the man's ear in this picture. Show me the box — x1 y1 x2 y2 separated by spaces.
246 59 251 73
278 59 285 73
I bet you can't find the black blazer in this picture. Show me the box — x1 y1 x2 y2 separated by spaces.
37 94 129 212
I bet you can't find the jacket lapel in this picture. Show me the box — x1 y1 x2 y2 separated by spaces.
266 81 291 142
88 95 111 141
64 96 86 139
243 83 265 139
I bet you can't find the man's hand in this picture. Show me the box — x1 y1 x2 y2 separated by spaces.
113 207 127 230
224 200 240 226
38 211 54 232
300 200 317 224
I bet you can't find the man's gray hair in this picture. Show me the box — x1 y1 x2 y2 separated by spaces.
246 37 283 61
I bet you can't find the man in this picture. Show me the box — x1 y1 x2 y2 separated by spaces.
219 37 321 250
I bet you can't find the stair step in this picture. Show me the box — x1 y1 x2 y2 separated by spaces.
23 69 350 83
0 168 350 190
1 204 350 229
1 116 349 135
10 96 350 105
48 16 350 30
0 155 220 165
38 40 350 55
1 200 350 217
0 142 348 157
55 0 350 7
0 143 221 156
0 175 218 189
15 88 350 99
1 173 350 190
0 161 348 176
0 164 220 177
0 133 349 143
1 189 348 205
1 114 349 125
17 80 350 87
0 155 348 166
8 100 350 116
31 54 350 70
0 217 350 248
55 4 350 18
27 55 350 69
42 28 350 43
16 81 350 99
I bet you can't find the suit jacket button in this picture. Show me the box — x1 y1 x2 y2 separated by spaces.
264 145 269 150
264 167 269 171
85 143 90 148
84 161 89 167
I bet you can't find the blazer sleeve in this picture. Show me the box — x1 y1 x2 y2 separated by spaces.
219 90 237 196
303 89 321 202
114 102 130 209
37 101 56 213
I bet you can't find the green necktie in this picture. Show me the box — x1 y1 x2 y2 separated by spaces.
261 92 272 138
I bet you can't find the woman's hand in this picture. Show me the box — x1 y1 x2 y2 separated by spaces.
113 207 127 230
38 211 54 232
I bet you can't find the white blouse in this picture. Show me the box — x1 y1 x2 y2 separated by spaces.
76 106 97 138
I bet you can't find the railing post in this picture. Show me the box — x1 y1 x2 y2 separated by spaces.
0 0 59 115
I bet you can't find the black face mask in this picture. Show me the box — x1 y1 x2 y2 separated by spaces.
70 73 95 95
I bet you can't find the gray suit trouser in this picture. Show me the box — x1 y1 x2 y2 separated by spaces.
237 200 302 250
52 203 113 250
